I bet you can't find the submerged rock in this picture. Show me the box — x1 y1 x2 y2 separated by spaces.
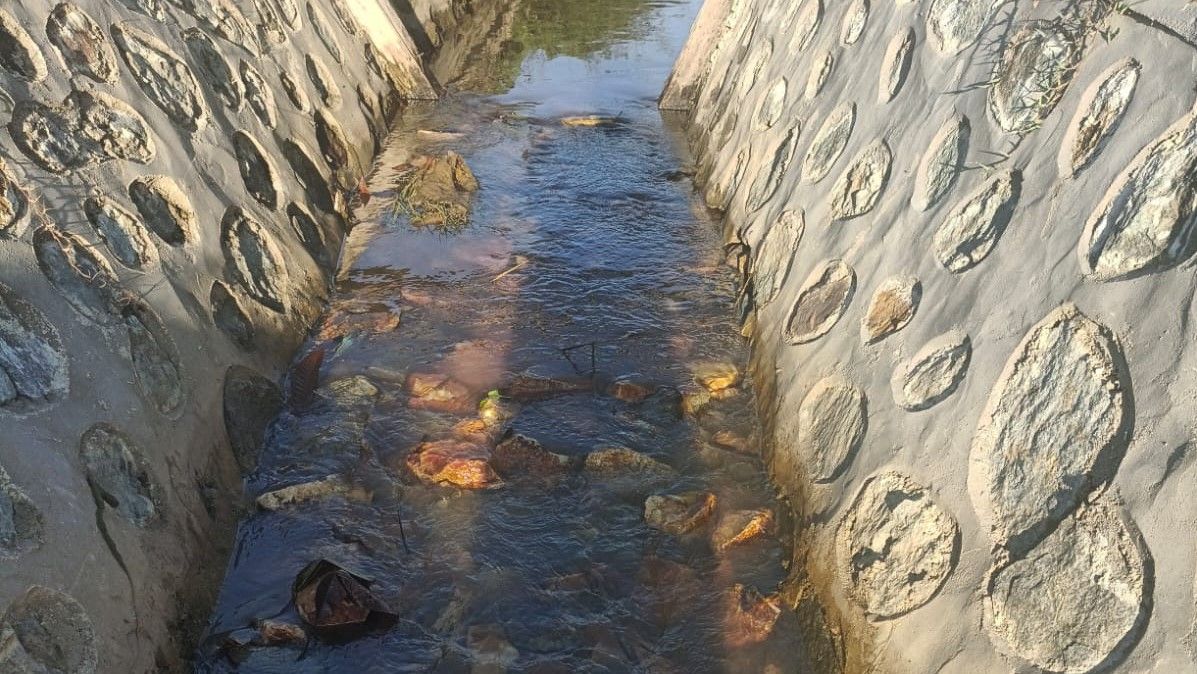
584 447 673 476
724 584 782 648
405 373 474 414
491 434 571 479
256 475 371 510
393 152 479 228
406 439 500 489
644 491 717 535
691 361 740 393
712 509 774 550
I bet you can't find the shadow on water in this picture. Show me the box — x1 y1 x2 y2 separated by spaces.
196 1 823 672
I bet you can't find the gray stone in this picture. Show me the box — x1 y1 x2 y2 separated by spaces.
784 259 855 344
795 376 866 482
861 275 920 344
10 91 156 173
753 209 804 307
280 69 311 112
0 464 43 558
115 0 165 21
878 27 915 103
240 60 279 128
891 330 971 411
789 0 822 54
33 227 120 325
644 491 717 535
933 169 1020 272
584 447 673 475
129 175 198 247
755 78 787 131
0 283 69 411
0 9 48 82
281 139 335 212
805 51 833 100
221 206 290 313
287 201 329 266
0 159 30 239
253 0 288 45
1078 102 1197 281
829 139 891 221
305 54 342 108
988 21 1081 134
746 128 798 212
183 29 244 111
314 107 351 170
46 3 119 85
1060 58 1139 179
122 300 185 417
984 496 1148 673
802 101 855 184
840 0 868 46
173 0 258 53
913 113 970 212
79 423 157 526
274 0 301 29
232 130 282 210
328 0 361 36
111 23 209 131
307 1 344 64
210 281 255 348
0 586 97 674
969 304 1130 551
222 365 282 472
83 195 158 270
927 0 997 54
837 471 959 620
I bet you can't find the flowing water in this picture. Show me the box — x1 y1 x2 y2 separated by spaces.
197 1 811 671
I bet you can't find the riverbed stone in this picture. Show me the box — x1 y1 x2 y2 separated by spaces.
988 20 1081 134
784 259 855 344
221 206 290 313
927 0 997 54
405 372 473 414
724 585 782 647
184 28 244 111
0 586 97 674
829 139 891 221
802 101 855 183
914 113 969 211
232 131 282 210
805 51 833 100
0 283 69 412
892 330 971 411
878 27 915 103
0 9 48 82
970 304 1130 551
491 434 571 479
46 3 119 84
1078 101 1197 281
933 169 1020 272
1061 58 1139 179
712 509 773 550
406 439 500 489
984 496 1148 673
795 376 865 482
240 60 279 128
644 491 717 535
223 365 281 472
753 210 804 307
129 175 198 246
122 301 185 417
79 423 157 526
10 90 156 173
861 276 919 344
256 475 370 510
112 22 209 132
33 226 120 325
585 447 673 476
0 159 30 239
83 195 158 269
0 465 43 559
837 471 959 620
306 54 342 108
840 0 868 46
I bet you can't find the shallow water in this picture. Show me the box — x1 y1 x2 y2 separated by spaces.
197 1 809 671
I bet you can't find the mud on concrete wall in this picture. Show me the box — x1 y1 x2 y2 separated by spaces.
665 1 1197 672
0 0 442 671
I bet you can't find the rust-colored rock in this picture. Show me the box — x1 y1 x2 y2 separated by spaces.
405 373 474 414
491 434 571 479
644 491 717 534
724 584 782 648
713 509 774 550
692 361 740 392
406 439 500 489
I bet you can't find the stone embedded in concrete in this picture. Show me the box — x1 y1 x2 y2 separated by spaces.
287 202 329 266
984 496 1149 673
802 101 855 184
0 586 97 674
175 0 258 52
46 3 119 85
183 29 244 111
307 1 345 64
784 259 855 344
892 330 971 411
33 226 119 325
840 0 868 46
83 195 158 269
129 175 198 247
281 139 335 213
305 53 342 108
1078 102 1197 281
328 0 361 36
836 471 959 620
222 365 282 472
10 90 156 173
933 169 1020 272
111 22 209 132
210 281 255 349
971 304 1131 551
275 0 301 29
280 69 311 112
0 283 69 412
756 78 787 131
753 210 804 307
115 0 165 21
0 464 43 559
0 159 30 240
927 0 997 54
644 491 717 535
829 139 891 222
1060 59 1140 179
746 128 798 212
240 60 279 128
789 0 822 54
913 113 970 212
253 0 288 45
232 130 282 211
988 21 1081 134
805 50 833 100
79 423 157 526
861 275 920 344
0 9 48 82
795 376 866 482
221 206 291 313
878 27 915 103
314 107 351 170
122 300 185 417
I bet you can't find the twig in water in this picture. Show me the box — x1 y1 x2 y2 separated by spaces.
492 255 529 283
